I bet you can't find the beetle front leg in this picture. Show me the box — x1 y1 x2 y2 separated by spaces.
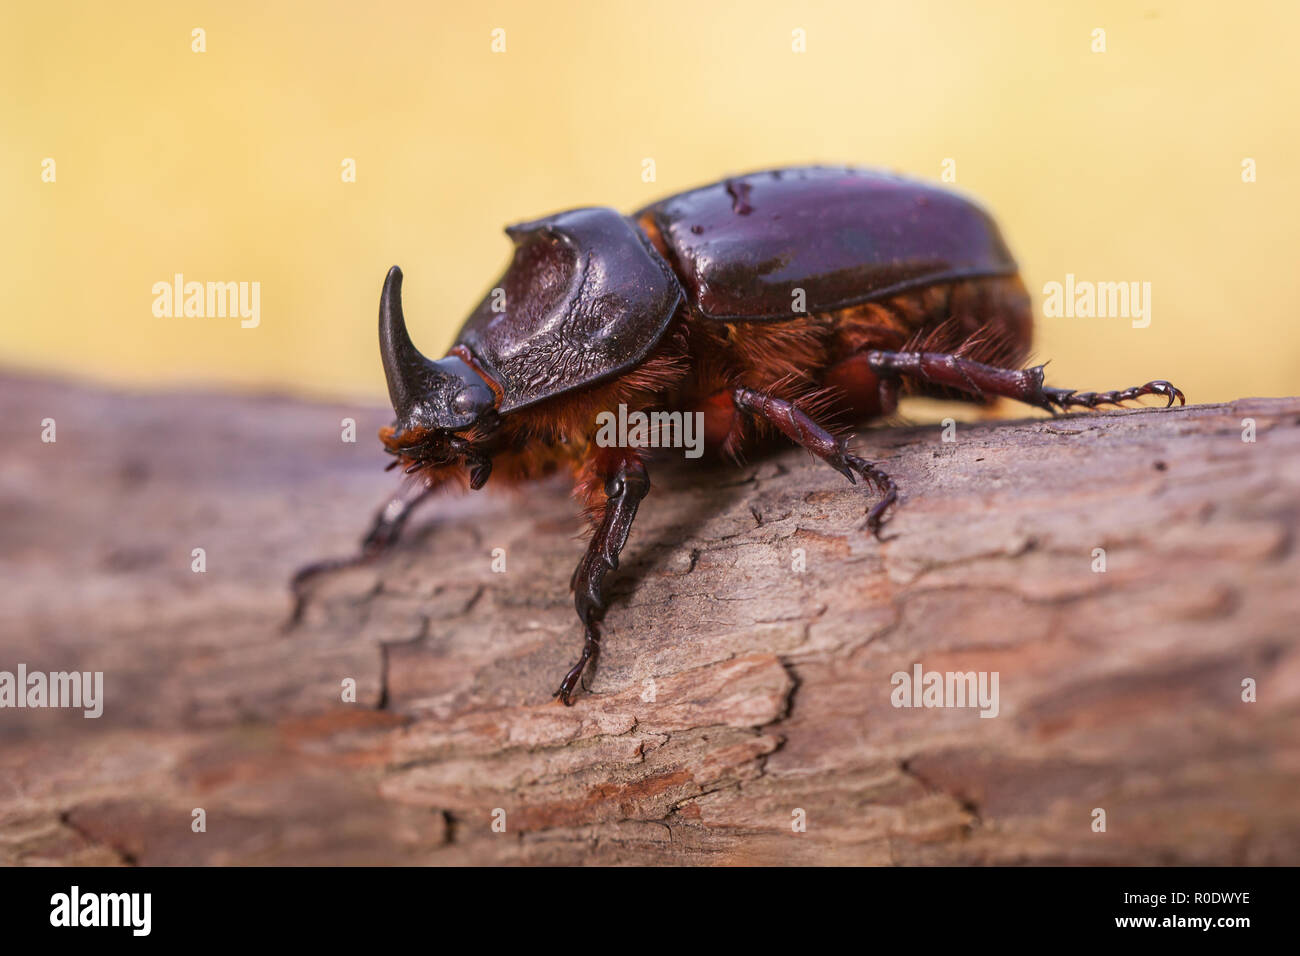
557 455 650 705
287 481 436 627
733 387 898 535
862 350 1185 413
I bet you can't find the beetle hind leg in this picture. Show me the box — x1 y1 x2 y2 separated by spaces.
733 386 898 536
862 349 1185 413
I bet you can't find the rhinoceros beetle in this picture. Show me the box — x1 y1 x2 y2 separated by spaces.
294 166 1184 704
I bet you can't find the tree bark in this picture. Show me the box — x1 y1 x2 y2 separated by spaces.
1 372 1297 865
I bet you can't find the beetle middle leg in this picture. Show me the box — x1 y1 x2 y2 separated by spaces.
861 349 1185 413
557 453 650 705
733 386 898 535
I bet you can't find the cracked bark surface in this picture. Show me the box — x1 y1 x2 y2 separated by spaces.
2 372 1298 865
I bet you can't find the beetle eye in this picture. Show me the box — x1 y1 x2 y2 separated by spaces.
452 384 491 418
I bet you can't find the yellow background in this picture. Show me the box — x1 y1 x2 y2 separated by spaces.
3 0 1297 405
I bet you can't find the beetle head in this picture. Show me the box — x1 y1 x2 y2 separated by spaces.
378 266 498 468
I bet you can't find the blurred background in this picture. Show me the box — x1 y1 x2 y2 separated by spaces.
3 0 1297 405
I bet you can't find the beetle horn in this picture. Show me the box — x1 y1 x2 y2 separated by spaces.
379 265 438 423
379 266 497 435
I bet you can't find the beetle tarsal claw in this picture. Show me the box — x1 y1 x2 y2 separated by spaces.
842 454 898 537
554 622 601 706
1040 379 1187 413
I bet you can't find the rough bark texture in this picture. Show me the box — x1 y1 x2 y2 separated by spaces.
2 372 1298 865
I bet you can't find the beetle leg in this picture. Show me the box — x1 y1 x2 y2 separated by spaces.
1038 382 1186 412
557 456 650 705
733 387 898 536
862 350 1185 412
286 481 436 628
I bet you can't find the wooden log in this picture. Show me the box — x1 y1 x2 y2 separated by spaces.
1 372 1297 865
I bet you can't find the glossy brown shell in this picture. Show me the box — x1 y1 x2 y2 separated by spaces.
455 207 683 413
636 166 1019 322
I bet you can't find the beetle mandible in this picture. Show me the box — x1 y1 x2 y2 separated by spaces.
293 166 1184 704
